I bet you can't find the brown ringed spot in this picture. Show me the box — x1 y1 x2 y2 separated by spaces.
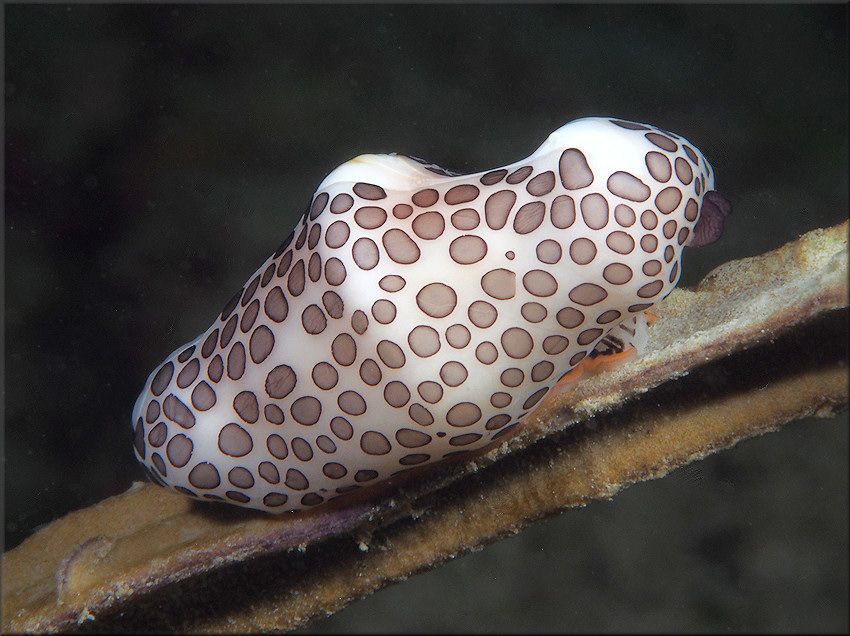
417 380 443 403
228 467 254 489
506 166 533 184
641 234 658 253
233 390 259 423
500 367 524 387
276 250 293 278
513 201 546 234
353 182 386 200
536 239 562 264
145 399 160 424
201 330 219 359
485 413 512 431
675 157 694 184
531 360 555 382
330 193 354 213
490 392 511 408
468 300 498 329
663 219 678 239
360 430 392 455
607 171 651 202
384 381 411 407
377 340 406 368
379 274 406 292
332 333 357 366
568 282 608 306
207 356 223 382
352 237 380 270
266 434 288 459
265 364 297 399
569 237 597 265
330 417 353 440
285 468 309 490
394 203 413 219
542 335 569 355
606 231 636 255
151 453 166 477
596 309 622 324
444 183 480 205
522 387 549 410
265 407 291 431
166 434 193 467
163 394 195 429
249 325 275 362
480 169 508 185
176 358 200 389
408 324 441 357
351 310 368 335
316 435 337 453
324 257 347 286
240 299 260 333
188 462 220 489
412 188 439 207
227 341 247 380
551 195 576 229
449 432 482 447
382 228 420 264
480 268 516 300
439 361 468 386
556 307 585 329
449 235 488 264
484 190 517 230
219 423 253 457
325 220 351 248
645 151 672 183
412 211 445 240
354 469 379 483
261 263 276 288
416 282 457 318
637 280 664 298
220 315 238 348
559 148 594 189
475 341 498 364
577 327 604 346
581 193 609 229
451 208 480 230
290 396 322 426
446 402 482 427
371 299 397 324
338 390 367 415
521 302 547 323
409 403 434 426
359 358 382 385
322 462 347 479
151 362 174 396
291 437 314 461
312 362 339 390
258 461 280 484
264 286 289 323
522 270 558 297
287 259 306 296
526 170 556 196
263 492 289 507
396 428 432 448
656 187 683 214
148 421 167 447
354 206 388 229
643 260 662 276
603 263 633 285
645 132 678 152
446 324 471 349
614 204 636 227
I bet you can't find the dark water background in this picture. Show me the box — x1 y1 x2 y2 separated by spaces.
5 5 848 631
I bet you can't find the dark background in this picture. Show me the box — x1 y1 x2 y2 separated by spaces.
5 4 847 631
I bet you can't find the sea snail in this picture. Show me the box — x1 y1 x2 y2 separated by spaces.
132 117 731 512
